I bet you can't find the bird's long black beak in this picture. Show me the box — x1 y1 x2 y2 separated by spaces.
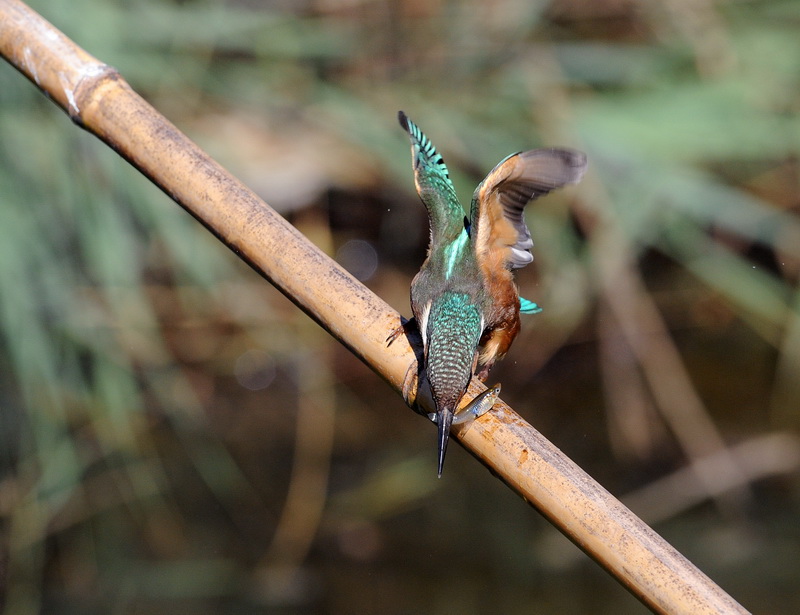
437 408 454 478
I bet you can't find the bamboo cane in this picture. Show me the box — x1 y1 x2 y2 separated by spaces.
0 1 751 613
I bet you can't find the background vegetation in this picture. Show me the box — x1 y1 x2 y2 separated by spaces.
1 0 799 613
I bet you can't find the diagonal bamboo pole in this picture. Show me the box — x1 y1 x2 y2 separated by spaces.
0 1 750 613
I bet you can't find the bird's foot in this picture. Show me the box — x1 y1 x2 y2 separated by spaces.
399 362 419 408
386 317 416 346
427 384 501 426
474 362 492 382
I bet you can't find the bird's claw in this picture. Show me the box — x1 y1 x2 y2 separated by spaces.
386 316 416 346
386 325 404 346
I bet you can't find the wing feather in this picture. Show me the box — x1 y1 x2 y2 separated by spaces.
471 148 587 270
398 111 466 240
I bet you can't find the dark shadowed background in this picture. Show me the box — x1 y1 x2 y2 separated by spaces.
1 0 799 613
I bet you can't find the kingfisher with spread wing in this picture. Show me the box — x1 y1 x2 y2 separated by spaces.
392 111 587 476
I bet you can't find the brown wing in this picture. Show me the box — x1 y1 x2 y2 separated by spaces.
470 148 587 270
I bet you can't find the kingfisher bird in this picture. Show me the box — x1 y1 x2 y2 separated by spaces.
392 111 587 476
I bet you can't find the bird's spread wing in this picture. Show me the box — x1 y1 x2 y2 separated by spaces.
470 148 587 270
399 112 466 239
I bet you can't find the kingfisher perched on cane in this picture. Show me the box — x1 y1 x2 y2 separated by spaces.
391 111 587 477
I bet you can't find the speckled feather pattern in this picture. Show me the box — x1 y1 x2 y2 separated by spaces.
425 292 483 411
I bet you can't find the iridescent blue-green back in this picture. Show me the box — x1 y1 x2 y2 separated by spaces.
424 292 483 411
423 291 484 476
